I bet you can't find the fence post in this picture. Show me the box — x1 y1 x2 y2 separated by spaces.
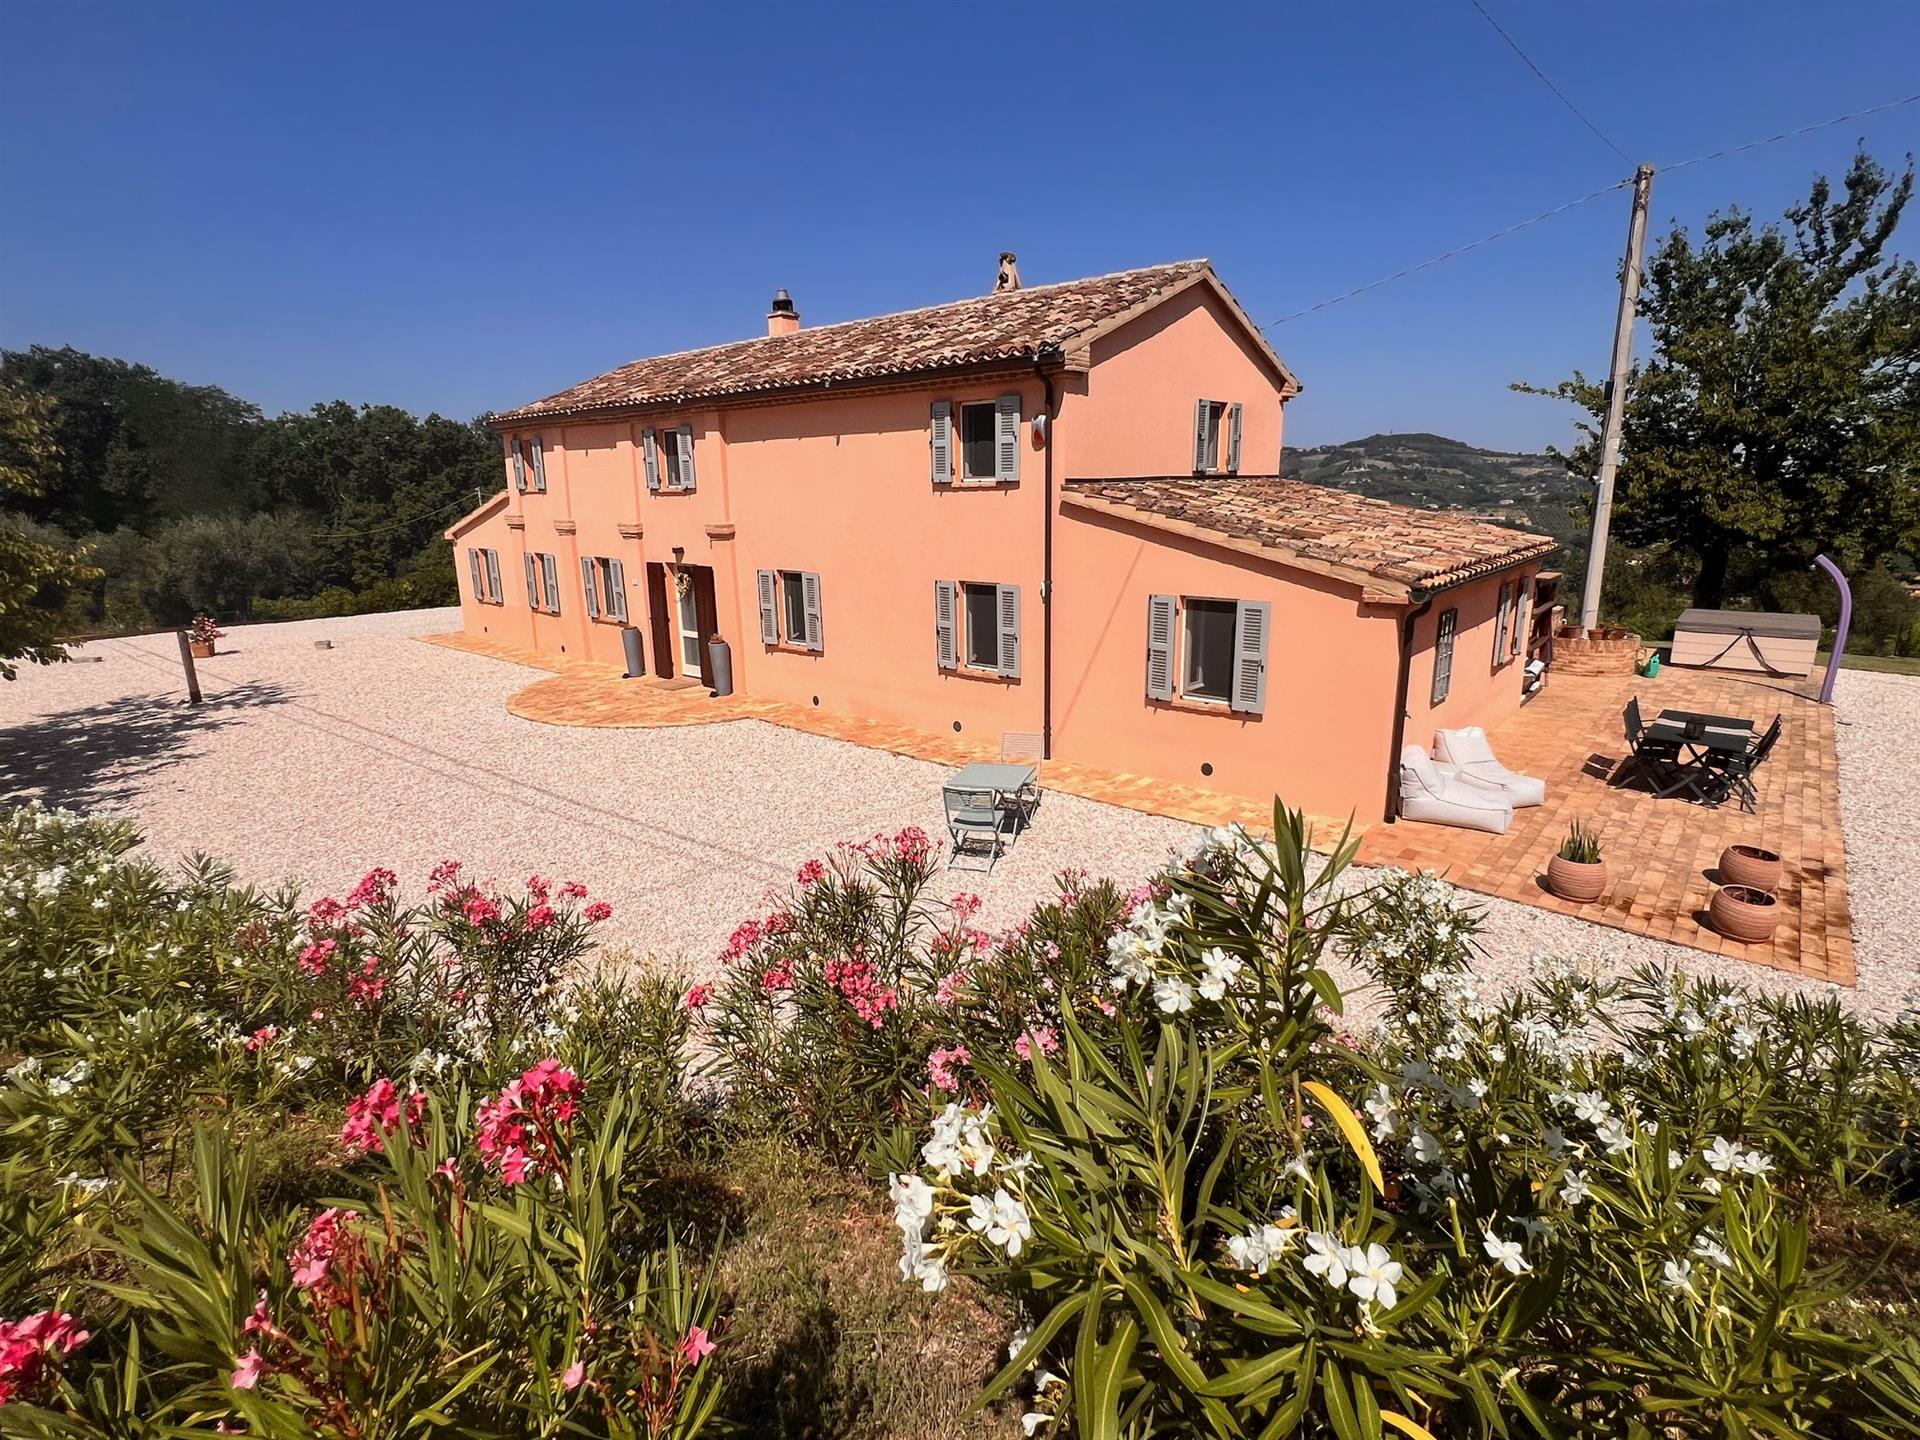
175 629 202 704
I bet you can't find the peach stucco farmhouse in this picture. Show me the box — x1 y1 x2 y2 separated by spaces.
447 258 1554 822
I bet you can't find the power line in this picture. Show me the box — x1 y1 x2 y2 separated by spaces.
1661 91 1920 173
1263 178 1633 327
1466 0 1634 165
312 492 475 542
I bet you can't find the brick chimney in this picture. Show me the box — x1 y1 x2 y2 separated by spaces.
767 288 800 336
995 252 1021 292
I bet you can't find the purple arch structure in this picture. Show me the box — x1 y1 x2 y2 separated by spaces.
1813 553 1851 706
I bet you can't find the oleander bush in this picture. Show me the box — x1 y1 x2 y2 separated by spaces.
3 798 1917 1437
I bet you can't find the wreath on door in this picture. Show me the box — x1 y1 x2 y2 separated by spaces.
673 567 693 600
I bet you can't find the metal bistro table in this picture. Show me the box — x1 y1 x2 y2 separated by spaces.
941 762 1040 872
1645 709 1754 803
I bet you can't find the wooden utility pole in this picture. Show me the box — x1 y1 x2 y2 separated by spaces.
1580 162 1655 632
175 629 202 704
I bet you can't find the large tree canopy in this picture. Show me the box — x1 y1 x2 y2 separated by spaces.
1523 150 1920 609
0 378 99 677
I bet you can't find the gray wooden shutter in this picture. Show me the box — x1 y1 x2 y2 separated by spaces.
1227 403 1243 474
1231 600 1269 714
1494 582 1512 659
1146 595 1176 700
994 394 1021 484
468 549 483 599
802 571 823 651
934 580 957 669
1192 400 1211 473
530 437 547 492
485 549 501 602
608 559 628 621
929 400 952 484
582 557 600 618
524 553 538 607
643 428 660 492
756 570 778 644
542 553 560 613
511 439 527 492
997 584 1021 678
675 425 696 491
1512 578 1530 657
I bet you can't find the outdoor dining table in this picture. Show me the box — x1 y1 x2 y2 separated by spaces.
944 761 1040 815
1644 709 1755 801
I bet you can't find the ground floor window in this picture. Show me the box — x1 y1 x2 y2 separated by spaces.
582 556 628 622
934 580 1019 677
962 582 1000 669
781 571 807 643
755 569 823 652
1146 594 1268 714
468 548 504 604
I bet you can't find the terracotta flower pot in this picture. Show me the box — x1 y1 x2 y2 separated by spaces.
189 640 215 659
1718 844 1782 893
1547 855 1608 903
1711 884 1780 944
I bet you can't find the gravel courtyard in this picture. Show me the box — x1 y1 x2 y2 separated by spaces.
1 609 1913 1021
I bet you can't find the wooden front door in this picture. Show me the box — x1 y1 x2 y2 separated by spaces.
691 567 719 687
645 563 675 679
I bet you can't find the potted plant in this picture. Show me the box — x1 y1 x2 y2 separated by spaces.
1546 820 1607 903
1718 843 1782 893
1711 883 1780 943
188 613 224 659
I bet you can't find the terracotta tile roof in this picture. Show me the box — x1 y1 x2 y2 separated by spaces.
498 260 1214 423
1062 475 1557 593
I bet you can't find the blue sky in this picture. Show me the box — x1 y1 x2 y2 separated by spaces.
3 1 1917 453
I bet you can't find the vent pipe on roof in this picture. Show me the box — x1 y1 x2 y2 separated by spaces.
767 289 800 337
995 252 1021 292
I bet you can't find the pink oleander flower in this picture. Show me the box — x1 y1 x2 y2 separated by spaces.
243 1290 275 1337
462 892 502 926
345 867 397 909
475 1059 581 1185
892 827 932 864
583 901 612 923
796 858 827 888
760 963 794 991
297 939 337 977
927 1044 971 1092
1014 1027 1060 1063
0 1310 90 1404
525 902 556 931
348 957 388 1009
935 968 970 1007
339 1078 427 1156
685 983 714 1010
526 873 550 899
306 896 347 929
289 1208 345 1290
822 957 898 1028
245 1025 280 1053
230 1348 266 1391
426 859 463 894
949 891 983 922
559 880 588 900
562 1358 587 1391
679 1325 715 1367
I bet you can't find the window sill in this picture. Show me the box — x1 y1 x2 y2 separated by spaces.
1151 694 1246 718
939 478 1018 489
766 642 822 657
939 665 1018 685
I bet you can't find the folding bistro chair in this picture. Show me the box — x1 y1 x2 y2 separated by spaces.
1708 713 1782 813
1622 697 1679 786
943 785 1012 874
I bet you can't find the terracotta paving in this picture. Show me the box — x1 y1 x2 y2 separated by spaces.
1357 666 1853 985
421 632 1853 984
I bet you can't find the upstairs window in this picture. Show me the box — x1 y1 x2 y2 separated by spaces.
1192 399 1244 475
644 425 698 493
930 395 1020 484
960 402 997 480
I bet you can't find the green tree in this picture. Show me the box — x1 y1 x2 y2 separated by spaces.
0 379 100 677
1522 150 1920 609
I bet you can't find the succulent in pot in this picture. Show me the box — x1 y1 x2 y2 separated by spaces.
1718 843 1782 893
1711 883 1780 943
1546 819 1607 903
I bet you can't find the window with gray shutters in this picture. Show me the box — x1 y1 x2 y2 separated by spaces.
469 549 484 601
1182 599 1237 703
606 558 628 622
962 583 999 668
1493 582 1513 662
959 402 997 481
1149 595 1268 714
510 439 527 492
484 549 502 604
529 437 547 492
1432 608 1458 706
662 426 696 491
780 571 806 643
764 569 822 651
541 553 560 614
1192 400 1242 474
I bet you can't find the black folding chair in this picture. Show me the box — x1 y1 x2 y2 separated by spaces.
1707 714 1781 813
1622 697 1679 786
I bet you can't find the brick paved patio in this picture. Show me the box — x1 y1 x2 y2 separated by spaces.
1358 665 1853 984
425 632 1853 984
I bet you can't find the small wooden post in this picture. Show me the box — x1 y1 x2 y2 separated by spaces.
175 629 202 704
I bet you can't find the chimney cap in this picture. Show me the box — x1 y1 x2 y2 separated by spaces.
769 288 796 315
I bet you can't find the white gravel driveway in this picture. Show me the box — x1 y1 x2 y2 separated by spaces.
2 612 1913 1023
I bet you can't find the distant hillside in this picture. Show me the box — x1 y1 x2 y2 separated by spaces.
1282 432 1582 549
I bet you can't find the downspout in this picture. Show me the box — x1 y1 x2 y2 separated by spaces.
1384 589 1436 823
1036 354 1060 760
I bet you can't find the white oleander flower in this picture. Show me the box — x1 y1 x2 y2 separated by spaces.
1152 976 1194 1014
1661 1257 1697 1299
1571 1091 1611 1126
889 1173 934 1235
1734 1146 1773 1178
1703 1136 1740 1174
1596 1117 1633 1155
1481 1227 1531 1275
1559 1169 1592 1206
968 1189 1033 1257
1692 1233 1734 1270
1302 1231 1351 1290
1345 1243 1403 1309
